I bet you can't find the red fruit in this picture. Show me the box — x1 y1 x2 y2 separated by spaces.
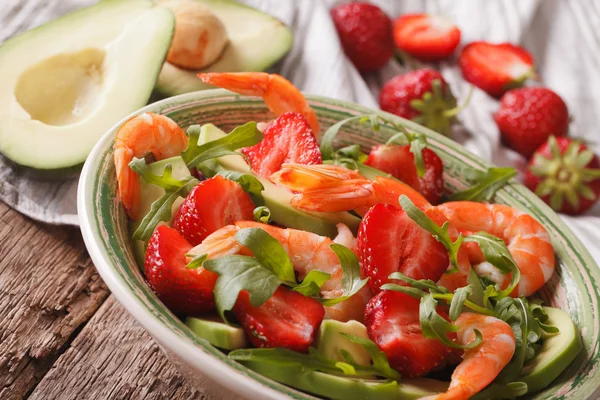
144 226 218 316
173 175 255 246
233 286 325 352
364 144 444 204
393 14 461 62
525 136 600 215
459 41 535 98
494 87 569 158
379 69 457 136
242 112 321 179
357 203 449 292
330 2 394 73
365 290 454 377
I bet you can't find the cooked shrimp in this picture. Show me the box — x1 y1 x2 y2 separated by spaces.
424 313 516 400
197 72 320 136
189 221 372 322
436 201 555 297
114 113 188 220
270 163 431 215
437 245 472 293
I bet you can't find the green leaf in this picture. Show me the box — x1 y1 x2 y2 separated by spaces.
409 135 428 177
470 382 528 400
464 232 521 299
234 228 297 286
379 283 428 299
448 167 517 202
181 122 263 168
341 334 401 380
320 116 364 160
217 170 265 206
129 157 190 191
420 294 482 349
529 301 559 334
449 286 472 321
386 272 450 294
293 270 331 297
253 206 272 224
202 255 281 321
399 195 463 272
320 244 369 306
185 253 207 270
334 144 368 163
132 178 198 241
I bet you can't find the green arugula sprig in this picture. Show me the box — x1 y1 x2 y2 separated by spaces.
448 167 517 202
181 123 263 169
216 171 265 206
229 336 400 380
253 206 272 224
200 228 369 321
320 113 428 177
399 195 464 272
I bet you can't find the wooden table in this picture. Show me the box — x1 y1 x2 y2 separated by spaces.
0 202 207 399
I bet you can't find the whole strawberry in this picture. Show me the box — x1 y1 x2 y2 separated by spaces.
331 2 394 73
494 87 569 158
525 136 600 215
459 41 535 98
379 69 457 136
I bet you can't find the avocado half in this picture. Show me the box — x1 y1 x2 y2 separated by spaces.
154 0 293 96
0 0 174 171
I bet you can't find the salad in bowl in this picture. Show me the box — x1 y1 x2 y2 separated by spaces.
79 72 598 400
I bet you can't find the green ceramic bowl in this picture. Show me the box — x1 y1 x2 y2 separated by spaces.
78 89 600 399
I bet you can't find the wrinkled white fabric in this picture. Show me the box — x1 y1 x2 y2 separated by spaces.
1 0 599 264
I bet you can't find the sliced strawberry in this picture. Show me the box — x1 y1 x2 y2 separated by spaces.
365 290 454 377
393 14 461 62
173 175 255 246
364 144 444 204
144 226 218 316
233 286 325 353
459 41 535 98
357 204 449 292
242 112 322 179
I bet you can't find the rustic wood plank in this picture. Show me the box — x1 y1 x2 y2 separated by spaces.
0 202 110 399
29 296 207 400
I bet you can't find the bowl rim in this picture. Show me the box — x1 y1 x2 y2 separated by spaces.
78 88 600 400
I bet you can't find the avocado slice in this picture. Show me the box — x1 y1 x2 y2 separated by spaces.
154 0 293 96
0 0 174 172
519 306 582 393
185 315 248 350
243 361 448 400
130 156 192 266
197 124 361 238
315 320 371 367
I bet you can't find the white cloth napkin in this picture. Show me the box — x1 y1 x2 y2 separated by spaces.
1 0 599 263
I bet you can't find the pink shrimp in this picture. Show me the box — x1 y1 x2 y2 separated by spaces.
270 163 431 215
436 201 555 297
197 72 320 137
189 221 372 322
425 313 516 400
114 113 188 220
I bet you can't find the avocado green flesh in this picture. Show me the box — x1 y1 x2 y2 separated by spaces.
243 362 448 400
155 0 293 96
185 316 248 350
315 320 371 368
0 0 174 170
199 124 361 238
130 156 191 266
520 306 582 393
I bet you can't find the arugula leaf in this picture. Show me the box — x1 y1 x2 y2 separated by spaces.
217 170 265 206
320 244 369 306
409 135 428 177
129 157 190 191
341 334 401 380
234 228 296 286
181 123 263 169
529 300 559 334
293 270 331 297
464 231 521 300
470 382 528 400
253 206 272 224
496 298 534 383
320 115 365 160
399 195 464 272
132 177 198 241
335 144 368 163
386 272 450 294
448 167 516 202
202 255 281 321
449 286 472 321
420 294 482 349
379 283 429 300
185 253 207 270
